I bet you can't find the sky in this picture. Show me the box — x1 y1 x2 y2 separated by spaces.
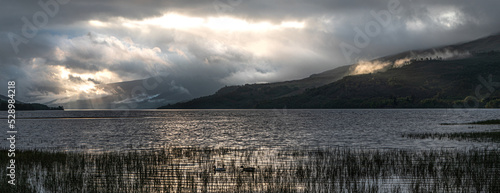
1 0 500 104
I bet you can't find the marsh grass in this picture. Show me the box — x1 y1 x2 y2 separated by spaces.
470 119 500 125
441 119 500 125
403 131 500 143
1 147 499 193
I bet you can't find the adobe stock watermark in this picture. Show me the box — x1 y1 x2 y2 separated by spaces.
6 81 17 186
111 63 166 116
213 0 243 16
8 0 70 54
339 0 403 64
454 74 500 109
270 106 288 130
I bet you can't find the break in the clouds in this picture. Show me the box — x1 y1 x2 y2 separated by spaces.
1 0 500 105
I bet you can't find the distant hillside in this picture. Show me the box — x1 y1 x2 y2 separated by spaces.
57 74 225 109
158 65 351 109
59 76 192 109
159 33 500 109
256 52 500 108
0 95 64 110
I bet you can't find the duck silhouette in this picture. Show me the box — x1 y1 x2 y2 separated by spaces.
240 166 256 172
213 165 226 172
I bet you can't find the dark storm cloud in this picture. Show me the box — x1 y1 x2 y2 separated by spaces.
87 78 102 85
0 0 167 27
1 0 500 104
68 74 89 83
1 0 496 28
2 0 499 58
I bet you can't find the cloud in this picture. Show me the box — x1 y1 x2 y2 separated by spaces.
349 49 473 75
349 60 392 75
1 0 500 105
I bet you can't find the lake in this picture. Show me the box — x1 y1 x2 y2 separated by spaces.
2 109 500 192
5 109 500 151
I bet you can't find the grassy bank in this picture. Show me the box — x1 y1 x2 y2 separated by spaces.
441 119 500 125
403 131 500 143
470 119 500 125
1 147 499 193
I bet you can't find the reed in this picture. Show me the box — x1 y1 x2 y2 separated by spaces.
1 147 499 192
403 131 500 142
441 119 500 125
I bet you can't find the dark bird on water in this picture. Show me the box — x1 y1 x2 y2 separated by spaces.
240 166 256 172
213 166 226 172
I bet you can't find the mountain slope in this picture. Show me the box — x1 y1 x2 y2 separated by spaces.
257 52 500 108
158 65 351 108
160 33 500 109
58 76 193 109
0 95 64 110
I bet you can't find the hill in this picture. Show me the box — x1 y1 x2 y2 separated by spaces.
57 73 226 109
257 52 500 108
58 76 192 109
159 34 500 109
0 95 64 110
158 65 351 108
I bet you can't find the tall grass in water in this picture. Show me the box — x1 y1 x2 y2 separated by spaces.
1 147 499 192
403 131 500 143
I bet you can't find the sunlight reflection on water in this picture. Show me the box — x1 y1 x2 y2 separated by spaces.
2 109 499 152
